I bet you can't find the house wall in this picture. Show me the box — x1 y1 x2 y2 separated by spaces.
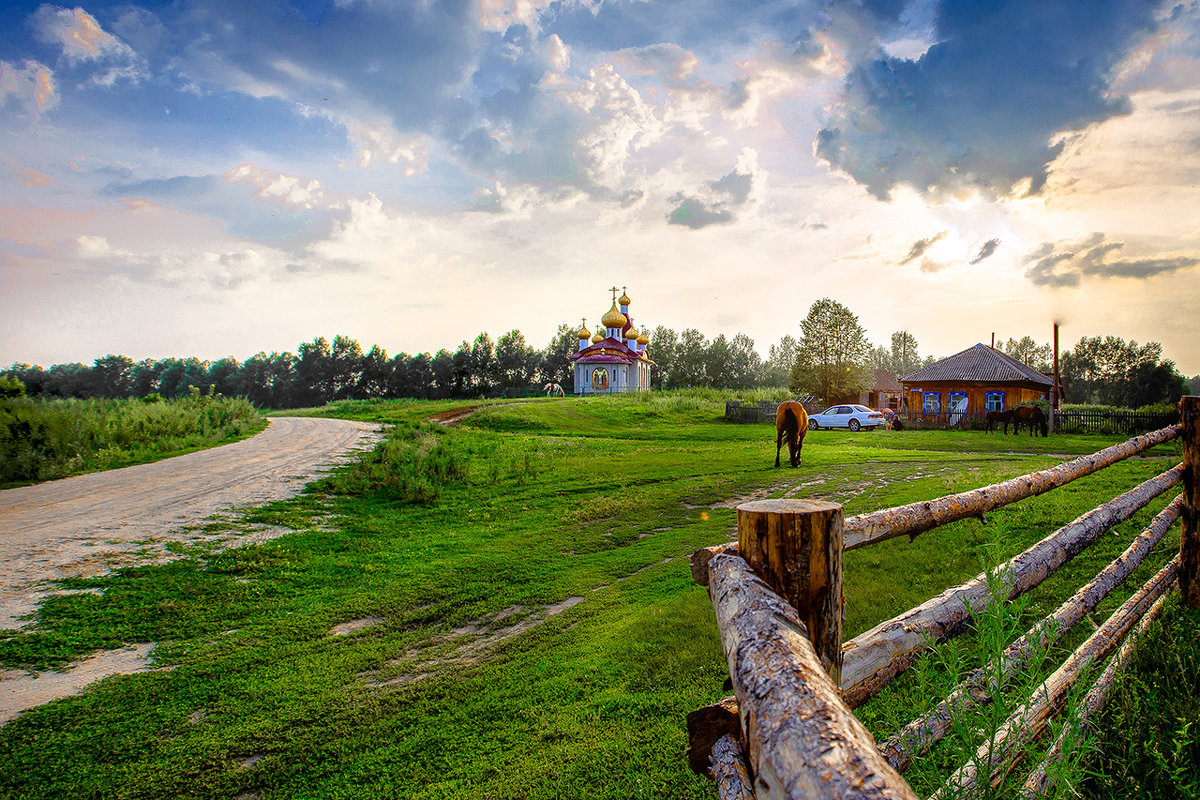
903 381 1048 416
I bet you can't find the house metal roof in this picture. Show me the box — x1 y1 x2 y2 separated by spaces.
872 368 903 392
900 343 1052 386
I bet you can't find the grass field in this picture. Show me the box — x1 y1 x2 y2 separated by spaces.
0 392 1194 799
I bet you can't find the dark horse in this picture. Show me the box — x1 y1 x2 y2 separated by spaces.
1010 405 1049 437
985 410 1012 434
775 401 809 468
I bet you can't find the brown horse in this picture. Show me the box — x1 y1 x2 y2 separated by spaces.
775 401 809 468
985 409 1012 433
1010 405 1049 437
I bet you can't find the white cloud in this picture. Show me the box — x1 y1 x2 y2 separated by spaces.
0 59 58 114
226 163 326 208
347 122 429 175
32 5 145 86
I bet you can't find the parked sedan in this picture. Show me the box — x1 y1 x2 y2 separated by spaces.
807 404 885 431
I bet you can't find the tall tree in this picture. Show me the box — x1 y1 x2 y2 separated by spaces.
762 335 799 387
470 333 497 395
789 298 871 403
538 323 578 391
649 326 679 388
297 337 334 405
358 345 391 398
495 329 534 389
91 354 136 397
672 328 709 387
889 331 923 376
329 335 365 400
1000 336 1052 372
1060 335 1180 407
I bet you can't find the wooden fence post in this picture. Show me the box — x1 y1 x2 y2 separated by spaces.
737 499 843 683
1181 396 1200 609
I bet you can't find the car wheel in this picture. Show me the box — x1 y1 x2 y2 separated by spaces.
849 419 860 432
808 420 818 430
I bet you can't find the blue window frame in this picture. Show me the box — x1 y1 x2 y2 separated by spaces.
923 392 941 414
949 391 968 412
986 391 1005 412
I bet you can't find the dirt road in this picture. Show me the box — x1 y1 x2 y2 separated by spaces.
0 417 383 630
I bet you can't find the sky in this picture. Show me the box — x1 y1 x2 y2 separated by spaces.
2 0 1199 376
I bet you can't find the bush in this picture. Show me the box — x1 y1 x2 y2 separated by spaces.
0 395 263 486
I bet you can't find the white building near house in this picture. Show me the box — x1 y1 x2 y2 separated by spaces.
569 288 653 394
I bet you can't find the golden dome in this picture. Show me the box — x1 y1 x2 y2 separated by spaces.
619 289 631 306
591 326 604 344
601 302 626 329
637 330 649 346
625 325 640 341
576 319 591 340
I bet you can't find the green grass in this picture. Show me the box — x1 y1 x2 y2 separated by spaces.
0 393 266 487
0 391 1190 799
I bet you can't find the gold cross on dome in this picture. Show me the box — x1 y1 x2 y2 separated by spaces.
609 286 619 302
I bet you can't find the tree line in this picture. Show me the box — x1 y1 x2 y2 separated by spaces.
5 303 1195 409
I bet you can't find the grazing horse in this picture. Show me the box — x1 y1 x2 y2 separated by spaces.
1010 405 1049 437
985 410 1012 434
775 401 809 468
543 382 565 397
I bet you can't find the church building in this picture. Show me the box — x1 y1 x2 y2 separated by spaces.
569 288 652 394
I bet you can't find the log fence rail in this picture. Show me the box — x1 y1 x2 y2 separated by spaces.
688 396 1200 800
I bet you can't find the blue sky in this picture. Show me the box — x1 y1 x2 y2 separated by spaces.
2 0 1199 374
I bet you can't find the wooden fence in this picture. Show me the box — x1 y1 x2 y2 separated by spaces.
725 398 820 423
687 396 1200 799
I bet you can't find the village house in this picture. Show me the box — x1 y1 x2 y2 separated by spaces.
859 368 903 410
569 288 652 394
900 343 1052 422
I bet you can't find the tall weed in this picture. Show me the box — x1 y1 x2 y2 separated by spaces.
0 393 263 486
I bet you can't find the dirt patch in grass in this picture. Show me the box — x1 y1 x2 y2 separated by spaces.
329 616 385 637
0 642 157 725
360 596 587 687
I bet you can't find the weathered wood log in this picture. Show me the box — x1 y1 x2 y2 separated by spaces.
930 557 1180 800
711 734 756 800
737 499 843 683
880 494 1184 771
689 425 1182 589
686 696 742 777
841 464 1182 707
692 542 736 586
1018 589 1174 798
844 424 1182 550
708 552 919 800
1181 396 1200 609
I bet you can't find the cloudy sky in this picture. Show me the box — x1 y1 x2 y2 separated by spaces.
2 0 1199 375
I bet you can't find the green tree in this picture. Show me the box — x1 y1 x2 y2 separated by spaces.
789 298 871 403
470 333 497 395
496 329 535 389
999 335 1052 372
358 345 391 398
1060 335 1182 407
91 354 136 397
649 326 679 388
889 331 923 376
538 324 578 391
672 328 709 387
330 335 365 400
762 335 798 387
297 337 334 405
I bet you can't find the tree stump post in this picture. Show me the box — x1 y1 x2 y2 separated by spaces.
1181 396 1200 609
737 498 844 683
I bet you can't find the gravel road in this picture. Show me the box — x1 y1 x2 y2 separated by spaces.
0 417 383 630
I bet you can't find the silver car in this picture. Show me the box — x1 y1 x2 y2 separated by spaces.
807 404 885 432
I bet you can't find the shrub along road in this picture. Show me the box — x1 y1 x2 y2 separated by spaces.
0 416 382 631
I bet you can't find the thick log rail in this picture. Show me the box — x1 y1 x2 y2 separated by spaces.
686 397 1200 800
